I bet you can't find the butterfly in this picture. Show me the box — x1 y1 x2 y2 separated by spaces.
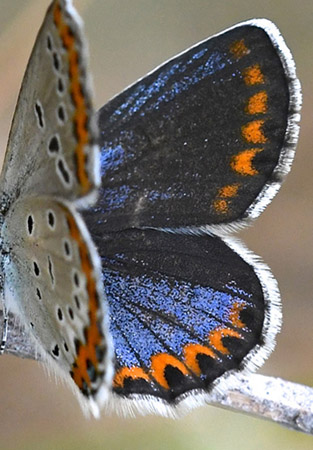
0 0 301 418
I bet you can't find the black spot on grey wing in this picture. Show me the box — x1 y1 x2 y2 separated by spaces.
53 52 60 71
64 240 71 257
48 256 55 284
64 342 69 352
74 295 80 310
57 158 71 185
68 307 74 320
57 105 66 123
52 344 60 358
57 78 65 94
57 308 63 321
30 322 34 328
48 135 60 154
36 288 42 300
27 215 34 235
48 211 55 229
74 338 80 354
33 262 40 277
46 35 52 51
35 102 44 128
73 272 80 288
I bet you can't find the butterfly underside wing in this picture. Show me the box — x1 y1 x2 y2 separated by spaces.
0 0 113 417
0 0 99 207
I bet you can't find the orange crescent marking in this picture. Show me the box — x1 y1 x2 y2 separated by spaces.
184 344 216 376
213 183 240 215
229 302 246 329
246 91 268 115
150 354 189 390
243 64 265 86
242 120 267 144
53 2 91 195
114 367 150 388
218 183 240 198
209 328 242 355
60 206 103 392
213 198 228 214
230 148 263 176
229 39 250 59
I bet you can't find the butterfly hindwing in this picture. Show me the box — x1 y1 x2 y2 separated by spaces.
89 19 300 233
87 228 278 410
2 196 113 416
1 0 99 208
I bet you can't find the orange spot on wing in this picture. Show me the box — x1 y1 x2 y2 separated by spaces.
184 344 216 376
213 199 228 214
213 184 240 215
229 39 250 59
150 354 189 389
53 2 91 195
243 64 265 85
61 206 103 393
218 184 240 198
246 91 268 115
229 302 246 329
209 328 242 355
242 120 267 144
230 148 263 176
114 367 150 388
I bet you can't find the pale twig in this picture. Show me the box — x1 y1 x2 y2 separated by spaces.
1 310 313 434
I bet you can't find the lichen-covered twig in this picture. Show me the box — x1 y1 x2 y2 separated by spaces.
209 373 313 434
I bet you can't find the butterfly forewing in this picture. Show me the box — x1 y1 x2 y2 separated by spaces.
1 0 99 208
87 20 300 233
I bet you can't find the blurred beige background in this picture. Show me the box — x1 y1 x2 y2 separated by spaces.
0 0 312 449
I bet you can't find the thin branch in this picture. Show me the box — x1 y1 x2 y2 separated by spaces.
1 310 313 433
209 374 313 434
1 311 39 360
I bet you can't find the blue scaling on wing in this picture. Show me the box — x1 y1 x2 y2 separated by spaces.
79 20 300 410
104 268 253 344
106 269 253 363
109 47 228 124
86 22 294 232
85 229 266 401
